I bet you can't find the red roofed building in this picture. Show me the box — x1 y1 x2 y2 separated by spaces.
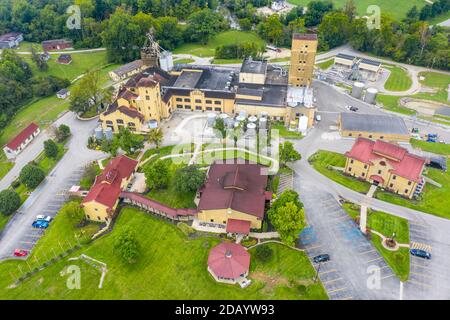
197 162 270 230
3 123 40 159
208 242 250 284
344 138 426 198
81 155 138 222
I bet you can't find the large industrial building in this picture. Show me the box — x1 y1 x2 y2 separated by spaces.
100 32 318 134
339 113 410 142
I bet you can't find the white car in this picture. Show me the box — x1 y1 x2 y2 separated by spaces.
36 215 52 222
316 115 322 121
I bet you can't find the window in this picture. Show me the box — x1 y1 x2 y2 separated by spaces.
404 189 409 194
184 98 191 102
348 167 352 172
176 104 183 109
195 99 202 103
223 221 226 224
390 183 394 188
214 100 221 105
392 175 396 180
206 100 212 104
369 135 372 138
128 122 135 126
146 95 150 100
97 216 101 221
364 165 368 169
196 106 202 110
350 159 354 164
361 173 365 177
210 219 214 222
87 215 90 219
206 107 212 111
378 170 382 174
184 105 191 109
349 133 352 137
116 119 124 124
380 136 384 139
380 161 386 166
408 181 412 186
214 107 221 112
176 98 182 102
106 120 113 125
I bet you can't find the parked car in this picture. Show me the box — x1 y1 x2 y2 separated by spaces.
14 249 28 257
411 128 419 134
410 249 431 260
313 254 330 263
36 215 52 222
32 220 49 229
316 115 322 121
427 133 438 143
349 106 358 112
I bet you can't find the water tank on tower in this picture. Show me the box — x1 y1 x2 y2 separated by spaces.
259 117 267 129
248 116 258 123
94 126 103 140
364 88 378 104
351 82 364 99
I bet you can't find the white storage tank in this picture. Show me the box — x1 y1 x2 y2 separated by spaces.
104 127 113 140
259 117 267 129
207 112 217 127
148 119 158 129
94 126 103 140
351 81 364 99
364 87 378 104
219 113 229 120
159 51 174 72
298 116 309 135
236 115 246 122
225 117 234 129
248 115 258 123
246 122 257 136
239 110 247 118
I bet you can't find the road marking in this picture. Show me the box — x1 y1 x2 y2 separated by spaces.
381 274 395 280
323 277 342 284
368 256 383 263
319 269 337 275
410 271 432 279
408 279 431 288
399 282 403 300
411 262 431 270
328 287 347 294
360 249 376 255
19 241 36 245
339 296 353 300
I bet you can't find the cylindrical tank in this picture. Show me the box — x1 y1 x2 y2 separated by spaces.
351 81 364 99
239 110 247 118
207 112 217 127
260 111 269 119
248 115 258 123
364 88 378 104
259 117 267 129
225 117 234 129
246 122 257 136
148 119 158 129
219 113 229 120
236 115 246 122
94 126 103 140
104 127 113 140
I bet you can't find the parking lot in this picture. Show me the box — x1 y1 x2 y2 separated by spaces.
297 178 400 300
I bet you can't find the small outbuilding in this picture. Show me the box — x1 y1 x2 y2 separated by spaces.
3 123 40 159
0 32 23 49
56 88 70 99
207 242 250 284
57 54 72 65
42 39 72 51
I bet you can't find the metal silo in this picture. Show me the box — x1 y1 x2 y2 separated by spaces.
351 81 364 99
364 88 378 104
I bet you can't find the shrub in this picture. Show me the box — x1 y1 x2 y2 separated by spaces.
0 189 21 216
177 222 196 236
254 245 273 263
113 227 140 264
19 164 45 189
44 139 59 158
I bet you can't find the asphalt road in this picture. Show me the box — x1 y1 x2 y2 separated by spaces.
291 81 450 299
0 113 105 260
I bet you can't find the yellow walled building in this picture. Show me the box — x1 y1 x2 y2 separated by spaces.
344 138 426 199
81 155 138 222
289 33 318 87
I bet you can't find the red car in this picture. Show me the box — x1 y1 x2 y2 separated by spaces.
13 249 28 257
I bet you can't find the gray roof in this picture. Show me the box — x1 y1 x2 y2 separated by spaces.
336 53 356 61
173 70 203 88
360 58 381 67
240 58 267 75
340 113 409 135
112 60 144 77
169 65 238 91
236 84 287 108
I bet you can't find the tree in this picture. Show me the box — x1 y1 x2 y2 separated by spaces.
257 14 283 45
279 141 301 165
30 45 48 71
185 8 228 44
318 12 350 50
118 127 145 154
154 16 183 50
173 165 206 193
55 124 71 142
147 128 163 149
304 0 334 27
44 139 59 159
269 189 303 212
144 160 170 189
60 201 85 227
19 164 45 189
343 0 357 21
268 199 306 246
0 189 21 216
114 227 140 264
213 117 227 141
254 245 273 263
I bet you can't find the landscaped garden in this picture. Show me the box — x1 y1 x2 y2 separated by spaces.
0 207 328 299
376 95 416 116
342 203 410 281
310 150 450 220
316 59 334 70
272 122 302 140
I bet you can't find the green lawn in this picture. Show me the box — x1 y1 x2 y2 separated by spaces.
23 51 109 82
286 0 427 20
383 65 412 91
316 59 334 70
410 139 450 156
375 167 450 219
376 94 416 115
342 203 410 281
0 153 14 181
428 10 450 25
174 58 195 65
415 72 450 104
308 151 371 193
173 31 265 57
0 207 328 299
212 58 243 64
272 122 302 139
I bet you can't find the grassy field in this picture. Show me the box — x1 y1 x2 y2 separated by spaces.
212 58 243 64
410 139 450 155
376 95 416 115
0 153 14 181
0 207 328 299
272 122 302 139
174 58 195 65
383 65 412 91
375 167 450 219
308 150 371 193
342 203 410 281
286 0 427 20
23 51 109 82
428 10 450 25
173 31 265 57
316 59 334 70
416 72 450 104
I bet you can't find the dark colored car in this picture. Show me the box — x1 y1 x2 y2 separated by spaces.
349 106 358 112
313 254 330 263
410 249 431 260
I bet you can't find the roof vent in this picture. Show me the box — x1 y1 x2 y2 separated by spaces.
225 250 233 258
